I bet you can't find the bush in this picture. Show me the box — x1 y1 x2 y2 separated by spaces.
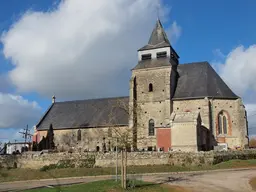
212 150 256 165
40 164 58 171
39 157 96 171
77 158 95 168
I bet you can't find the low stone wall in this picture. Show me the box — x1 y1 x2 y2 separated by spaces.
0 151 96 169
95 152 170 167
0 149 256 169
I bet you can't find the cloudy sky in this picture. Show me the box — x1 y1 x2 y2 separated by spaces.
0 0 256 144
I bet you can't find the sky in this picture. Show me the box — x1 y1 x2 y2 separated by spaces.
0 0 256 144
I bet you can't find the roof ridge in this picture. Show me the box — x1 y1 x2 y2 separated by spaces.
55 96 129 104
179 61 209 65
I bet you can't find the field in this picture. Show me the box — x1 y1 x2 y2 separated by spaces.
1 159 256 183
23 179 189 192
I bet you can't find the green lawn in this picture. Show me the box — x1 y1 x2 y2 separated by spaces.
23 179 187 192
1 159 256 183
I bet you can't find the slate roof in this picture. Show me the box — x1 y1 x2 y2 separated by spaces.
36 96 129 130
133 57 171 70
138 19 173 51
173 62 239 99
36 62 238 130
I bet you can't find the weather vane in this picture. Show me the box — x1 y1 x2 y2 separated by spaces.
157 0 161 20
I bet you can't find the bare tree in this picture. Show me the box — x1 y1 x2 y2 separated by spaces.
103 98 144 189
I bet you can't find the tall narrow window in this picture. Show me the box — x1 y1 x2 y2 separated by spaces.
148 119 155 136
133 77 137 100
149 83 153 92
218 115 222 134
77 129 81 141
223 116 227 134
217 111 229 135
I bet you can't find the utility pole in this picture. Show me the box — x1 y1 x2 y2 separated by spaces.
19 125 33 150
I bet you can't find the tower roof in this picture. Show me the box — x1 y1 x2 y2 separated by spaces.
148 19 170 45
138 19 171 51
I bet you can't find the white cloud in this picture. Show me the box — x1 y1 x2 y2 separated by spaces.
0 93 42 129
167 21 181 44
218 45 256 98
1 0 180 100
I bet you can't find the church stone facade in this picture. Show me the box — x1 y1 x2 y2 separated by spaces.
34 19 249 152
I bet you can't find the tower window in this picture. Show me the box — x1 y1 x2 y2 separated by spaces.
77 129 81 141
149 83 153 92
157 51 167 58
148 119 155 136
141 54 151 60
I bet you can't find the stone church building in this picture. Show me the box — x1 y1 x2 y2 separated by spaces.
34 19 249 152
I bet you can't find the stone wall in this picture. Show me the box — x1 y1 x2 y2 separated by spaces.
38 126 128 152
0 151 96 169
173 97 249 150
1 150 256 169
129 66 173 150
95 152 170 167
210 98 248 148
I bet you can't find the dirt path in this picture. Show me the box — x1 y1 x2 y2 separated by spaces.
0 168 255 192
143 169 256 192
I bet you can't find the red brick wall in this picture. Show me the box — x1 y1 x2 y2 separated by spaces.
157 128 171 152
217 137 226 143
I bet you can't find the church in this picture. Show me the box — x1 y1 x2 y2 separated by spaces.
33 19 249 152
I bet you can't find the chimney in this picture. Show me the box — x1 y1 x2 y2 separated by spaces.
52 95 56 104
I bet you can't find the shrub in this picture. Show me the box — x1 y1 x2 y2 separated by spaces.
40 164 57 172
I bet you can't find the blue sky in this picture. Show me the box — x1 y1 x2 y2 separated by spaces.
0 0 256 143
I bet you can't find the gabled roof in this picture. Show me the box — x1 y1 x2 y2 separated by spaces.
173 62 239 100
36 96 129 130
36 62 238 130
138 19 172 51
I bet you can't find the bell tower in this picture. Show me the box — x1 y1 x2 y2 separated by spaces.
129 19 179 150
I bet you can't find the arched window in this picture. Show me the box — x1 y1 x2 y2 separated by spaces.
148 119 155 136
218 111 228 135
149 83 153 92
77 129 81 141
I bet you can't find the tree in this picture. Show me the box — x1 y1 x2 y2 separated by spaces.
249 137 256 148
100 98 143 189
46 124 55 150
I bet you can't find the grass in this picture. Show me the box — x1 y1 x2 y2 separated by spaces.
1 159 256 183
249 177 256 191
23 179 188 192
